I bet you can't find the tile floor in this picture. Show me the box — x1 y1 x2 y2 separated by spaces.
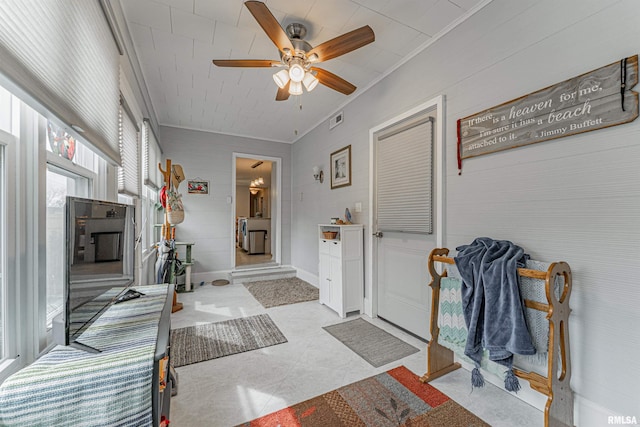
169 280 544 427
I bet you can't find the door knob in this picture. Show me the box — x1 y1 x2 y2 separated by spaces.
373 231 383 238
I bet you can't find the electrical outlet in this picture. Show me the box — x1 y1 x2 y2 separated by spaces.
300 192 304 202
355 202 362 212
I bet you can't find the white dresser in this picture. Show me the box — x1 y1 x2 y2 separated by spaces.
318 224 364 318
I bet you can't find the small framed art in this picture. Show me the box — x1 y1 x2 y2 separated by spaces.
187 179 209 194
330 145 351 189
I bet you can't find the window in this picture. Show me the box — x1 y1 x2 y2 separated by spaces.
45 120 101 328
0 85 10 361
0 1 124 375
142 119 162 190
45 165 91 326
141 185 160 253
0 142 5 360
140 120 162 281
376 116 434 234
45 122 99 329
117 103 140 197
0 81 108 372
0 85 19 378
0 1 121 164
0 84 12 134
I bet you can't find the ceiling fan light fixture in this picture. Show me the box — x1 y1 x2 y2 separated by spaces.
288 61 305 82
273 69 290 88
213 3 375 101
302 72 319 92
289 80 303 95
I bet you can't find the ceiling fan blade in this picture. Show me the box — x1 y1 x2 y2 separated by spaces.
245 1 294 54
311 67 356 95
212 59 279 67
276 81 290 101
307 26 374 63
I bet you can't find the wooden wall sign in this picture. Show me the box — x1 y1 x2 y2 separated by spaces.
457 55 638 172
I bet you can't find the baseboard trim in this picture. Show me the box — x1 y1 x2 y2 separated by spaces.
574 394 632 427
456 358 547 410
295 267 318 288
191 271 231 284
456 358 625 427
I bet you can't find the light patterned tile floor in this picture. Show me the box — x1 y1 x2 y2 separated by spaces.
235 246 273 268
169 281 544 427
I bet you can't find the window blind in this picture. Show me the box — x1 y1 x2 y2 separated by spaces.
143 120 162 190
376 117 433 234
0 1 121 165
118 103 139 196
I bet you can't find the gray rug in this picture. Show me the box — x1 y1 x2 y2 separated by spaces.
170 314 287 367
323 318 420 367
243 277 319 308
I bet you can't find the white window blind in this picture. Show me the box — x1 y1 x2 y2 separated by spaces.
376 117 433 234
143 120 162 190
118 104 140 197
0 1 121 165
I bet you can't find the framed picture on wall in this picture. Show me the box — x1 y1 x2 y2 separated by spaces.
187 179 209 194
330 145 351 189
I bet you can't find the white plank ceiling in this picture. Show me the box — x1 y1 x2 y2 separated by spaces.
120 0 486 143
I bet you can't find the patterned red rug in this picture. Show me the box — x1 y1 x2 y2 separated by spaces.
237 366 489 426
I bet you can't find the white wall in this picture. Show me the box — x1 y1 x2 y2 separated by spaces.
291 0 640 424
158 126 292 281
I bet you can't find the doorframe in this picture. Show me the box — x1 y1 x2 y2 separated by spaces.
365 95 445 317
231 152 282 269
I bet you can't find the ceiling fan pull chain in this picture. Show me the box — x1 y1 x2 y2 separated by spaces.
293 96 302 136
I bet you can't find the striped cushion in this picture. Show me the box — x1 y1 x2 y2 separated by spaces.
0 284 169 426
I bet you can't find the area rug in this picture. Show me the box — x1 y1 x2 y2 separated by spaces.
237 365 489 426
170 314 287 367
243 277 319 308
323 318 420 368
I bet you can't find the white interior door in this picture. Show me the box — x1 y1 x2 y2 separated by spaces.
374 112 437 340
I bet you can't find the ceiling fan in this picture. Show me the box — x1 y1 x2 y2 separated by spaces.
212 1 375 101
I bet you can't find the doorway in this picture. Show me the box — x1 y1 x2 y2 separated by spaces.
232 154 282 269
368 96 444 341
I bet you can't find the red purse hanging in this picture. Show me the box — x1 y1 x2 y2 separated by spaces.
159 185 168 208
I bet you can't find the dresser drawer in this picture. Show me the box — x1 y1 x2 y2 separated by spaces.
319 239 333 254
329 240 341 257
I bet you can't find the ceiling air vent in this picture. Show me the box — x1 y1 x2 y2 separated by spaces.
329 111 344 130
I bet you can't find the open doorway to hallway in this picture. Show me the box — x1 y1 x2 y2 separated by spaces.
234 156 279 269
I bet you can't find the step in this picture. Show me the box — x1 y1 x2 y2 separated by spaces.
228 266 297 284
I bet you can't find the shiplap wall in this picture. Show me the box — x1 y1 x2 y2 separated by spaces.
158 126 292 281
291 0 640 423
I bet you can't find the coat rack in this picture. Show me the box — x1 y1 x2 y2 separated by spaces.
159 158 183 312
159 158 173 241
